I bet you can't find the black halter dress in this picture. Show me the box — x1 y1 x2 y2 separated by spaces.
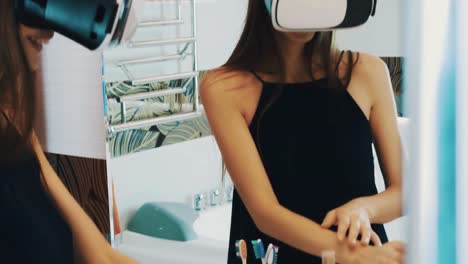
226 73 388 263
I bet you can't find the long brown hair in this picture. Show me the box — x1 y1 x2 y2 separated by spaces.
223 0 354 89
0 0 37 161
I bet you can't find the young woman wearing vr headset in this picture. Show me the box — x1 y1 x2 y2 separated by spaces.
0 1 136 263
201 0 404 263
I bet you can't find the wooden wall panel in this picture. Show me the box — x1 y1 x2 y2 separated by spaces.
47 154 110 235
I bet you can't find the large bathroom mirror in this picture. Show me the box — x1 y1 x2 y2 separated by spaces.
104 0 409 263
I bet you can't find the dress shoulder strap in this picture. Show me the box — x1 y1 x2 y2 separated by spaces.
250 71 265 83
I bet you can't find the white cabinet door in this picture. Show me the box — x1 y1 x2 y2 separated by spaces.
38 34 106 159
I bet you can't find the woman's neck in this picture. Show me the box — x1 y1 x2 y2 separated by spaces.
272 33 323 82
278 45 306 80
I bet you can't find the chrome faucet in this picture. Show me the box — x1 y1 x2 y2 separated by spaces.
209 189 221 206
193 193 206 211
224 184 234 202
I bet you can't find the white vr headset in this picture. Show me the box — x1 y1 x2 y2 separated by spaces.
265 0 377 31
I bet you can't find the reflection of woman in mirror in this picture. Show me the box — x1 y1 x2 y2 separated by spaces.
0 1 135 263
201 1 404 263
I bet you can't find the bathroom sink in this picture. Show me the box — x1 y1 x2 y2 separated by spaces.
116 203 232 263
127 202 199 242
193 203 232 242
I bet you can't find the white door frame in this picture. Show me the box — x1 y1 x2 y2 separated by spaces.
404 0 454 263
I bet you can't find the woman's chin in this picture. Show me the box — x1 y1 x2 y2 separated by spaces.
278 31 316 44
29 64 40 73
289 32 316 42
26 57 41 73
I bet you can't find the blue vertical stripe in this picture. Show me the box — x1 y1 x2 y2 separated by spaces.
102 54 108 117
437 1 457 263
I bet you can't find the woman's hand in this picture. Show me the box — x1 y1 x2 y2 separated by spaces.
108 249 139 264
347 241 405 264
321 199 381 246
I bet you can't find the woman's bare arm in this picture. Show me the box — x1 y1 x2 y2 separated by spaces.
355 53 403 224
321 53 404 247
31 132 137 264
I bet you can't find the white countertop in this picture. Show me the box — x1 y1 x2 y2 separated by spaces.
116 230 229 264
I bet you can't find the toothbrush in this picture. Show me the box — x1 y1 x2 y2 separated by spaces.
235 239 248 264
273 245 279 264
251 239 266 264
265 243 279 264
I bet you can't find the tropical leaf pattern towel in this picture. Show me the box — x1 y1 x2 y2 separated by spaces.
106 75 210 158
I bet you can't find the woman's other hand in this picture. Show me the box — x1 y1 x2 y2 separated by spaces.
348 241 405 264
321 199 381 246
108 249 139 264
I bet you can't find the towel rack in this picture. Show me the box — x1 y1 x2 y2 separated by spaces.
107 0 201 134
138 2 183 27
139 19 184 27
131 71 198 85
128 37 196 48
116 87 187 103
117 53 186 66
110 111 204 133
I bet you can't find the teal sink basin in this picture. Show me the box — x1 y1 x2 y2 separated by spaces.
127 202 199 242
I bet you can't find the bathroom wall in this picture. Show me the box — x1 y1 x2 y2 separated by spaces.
335 0 403 57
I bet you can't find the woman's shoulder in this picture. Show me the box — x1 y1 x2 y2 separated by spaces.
200 66 260 103
337 51 387 75
336 51 389 89
340 51 393 105
342 51 388 79
201 67 258 90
